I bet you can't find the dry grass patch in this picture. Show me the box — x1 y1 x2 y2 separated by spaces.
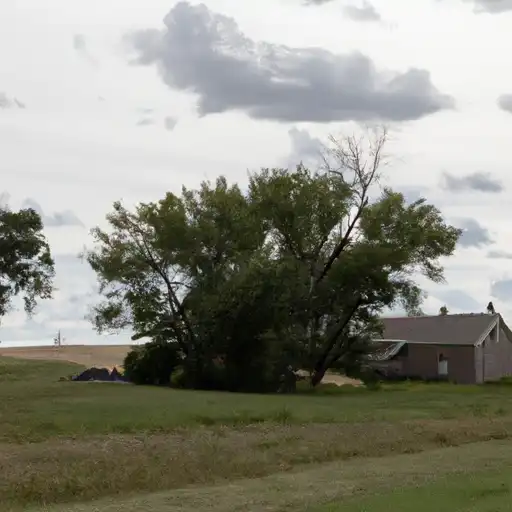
27 440 512 512
5 356 512 509
4 417 512 509
0 345 131 369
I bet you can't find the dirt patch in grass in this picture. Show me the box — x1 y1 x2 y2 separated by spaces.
321 373 362 387
4 417 512 509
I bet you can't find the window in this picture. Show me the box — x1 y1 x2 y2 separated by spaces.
438 353 448 377
490 326 497 342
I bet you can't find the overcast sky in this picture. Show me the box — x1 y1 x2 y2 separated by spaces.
1 0 512 345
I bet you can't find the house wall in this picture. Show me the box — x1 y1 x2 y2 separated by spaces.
371 359 403 378
401 344 476 384
475 327 512 383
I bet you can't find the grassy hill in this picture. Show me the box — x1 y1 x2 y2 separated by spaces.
2 355 512 511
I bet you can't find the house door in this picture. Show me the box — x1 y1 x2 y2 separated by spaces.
438 354 448 377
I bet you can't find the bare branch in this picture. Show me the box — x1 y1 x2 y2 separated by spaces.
315 126 388 285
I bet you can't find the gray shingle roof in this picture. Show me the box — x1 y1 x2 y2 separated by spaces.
377 313 498 346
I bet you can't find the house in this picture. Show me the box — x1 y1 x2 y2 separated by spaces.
370 313 512 384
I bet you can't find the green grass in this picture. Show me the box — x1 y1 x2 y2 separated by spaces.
4 356 512 511
2 358 512 444
315 468 512 512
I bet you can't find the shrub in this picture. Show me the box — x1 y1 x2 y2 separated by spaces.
123 341 182 386
170 366 187 388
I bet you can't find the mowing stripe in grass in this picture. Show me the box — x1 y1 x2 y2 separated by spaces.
28 439 512 512
313 468 512 511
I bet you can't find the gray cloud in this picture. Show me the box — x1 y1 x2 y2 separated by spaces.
498 94 512 114
440 171 503 193
0 92 26 109
0 192 10 207
433 289 481 312
22 198 84 228
465 0 512 13
73 34 87 52
488 250 512 259
136 117 155 126
164 116 178 131
304 0 380 17
455 218 493 248
491 279 512 302
0 254 100 342
394 185 431 204
286 128 324 168
343 2 381 22
126 1 453 123
72 33 98 66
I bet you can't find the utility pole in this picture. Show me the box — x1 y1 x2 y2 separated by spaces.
53 330 64 348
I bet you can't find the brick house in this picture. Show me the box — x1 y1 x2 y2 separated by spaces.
370 313 512 384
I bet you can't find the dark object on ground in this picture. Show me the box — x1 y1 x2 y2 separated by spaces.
70 367 129 383
110 367 125 381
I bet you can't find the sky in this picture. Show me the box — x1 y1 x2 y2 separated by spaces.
1 0 512 346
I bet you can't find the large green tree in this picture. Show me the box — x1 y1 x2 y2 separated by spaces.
0 205 55 318
249 128 461 385
85 178 295 390
85 128 461 390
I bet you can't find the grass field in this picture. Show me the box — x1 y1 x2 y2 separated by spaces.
2 355 512 511
315 466 512 511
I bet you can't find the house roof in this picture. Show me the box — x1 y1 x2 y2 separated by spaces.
377 313 501 346
368 341 406 361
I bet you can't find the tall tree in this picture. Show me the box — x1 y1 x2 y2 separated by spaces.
85 178 292 390
249 128 461 385
0 205 55 318
86 128 461 391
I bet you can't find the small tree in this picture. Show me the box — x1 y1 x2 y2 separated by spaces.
439 305 448 316
124 340 182 386
0 204 54 318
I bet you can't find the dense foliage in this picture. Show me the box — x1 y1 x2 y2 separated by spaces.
123 340 182 385
0 205 54 318
85 129 461 391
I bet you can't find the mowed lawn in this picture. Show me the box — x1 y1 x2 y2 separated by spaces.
315 467 512 512
2 357 512 511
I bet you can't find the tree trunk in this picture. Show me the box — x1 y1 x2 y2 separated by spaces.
310 367 327 387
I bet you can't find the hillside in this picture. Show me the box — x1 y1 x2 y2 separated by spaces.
0 345 131 369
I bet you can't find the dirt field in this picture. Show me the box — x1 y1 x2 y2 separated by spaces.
0 345 131 369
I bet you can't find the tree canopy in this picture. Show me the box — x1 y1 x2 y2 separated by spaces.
85 129 461 391
0 205 55 318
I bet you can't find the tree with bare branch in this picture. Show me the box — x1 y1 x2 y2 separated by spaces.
249 127 460 385
85 128 460 391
